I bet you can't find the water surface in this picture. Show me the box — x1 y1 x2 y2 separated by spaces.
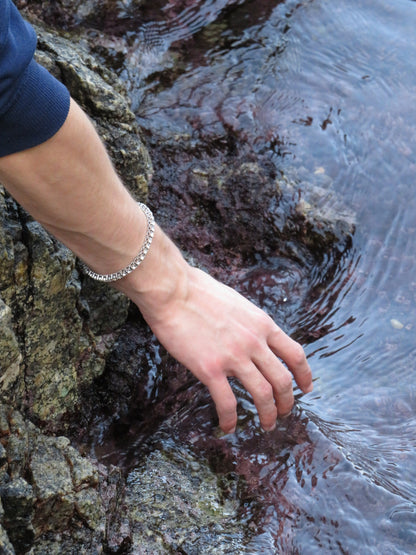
89 0 416 551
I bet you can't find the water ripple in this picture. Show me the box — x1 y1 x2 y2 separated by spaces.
85 0 416 551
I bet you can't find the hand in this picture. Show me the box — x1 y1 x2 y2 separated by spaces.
123 238 313 434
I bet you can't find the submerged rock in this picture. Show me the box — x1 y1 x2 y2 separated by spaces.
189 158 355 261
146 141 354 274
19 0 146 31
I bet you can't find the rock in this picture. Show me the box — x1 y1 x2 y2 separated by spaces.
0 299 22 402
64 443 99 490
20 0 145 32
0 207 129 424
6 410 31 480
0 403 107 553
0 192 28 410
158 152 355 267
124 447 246 554
0 7 156 550
0 9 156 423
74 488 105 531
0 524 14 555
0 189 28 311
0 477 35 553
0 444 8 483
23 221 83 421
78 279 131 337
32 24 153 199
30 436 76 532
390 318 404 330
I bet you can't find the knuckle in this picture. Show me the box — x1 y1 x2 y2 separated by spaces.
254 310 271 329
277 371 293 394
222 396 238 414
246 333 263 356
291 343 307 367
248 310 274 339
268 326 285 347
257 381 274 403
270 325 284 339
199 357 226 382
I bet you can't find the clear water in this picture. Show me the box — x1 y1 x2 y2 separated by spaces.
88 0 416 552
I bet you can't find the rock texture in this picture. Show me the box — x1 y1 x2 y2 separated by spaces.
0 402 108 554
124 447 245 554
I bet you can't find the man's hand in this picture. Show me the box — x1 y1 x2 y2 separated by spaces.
117 228 313 434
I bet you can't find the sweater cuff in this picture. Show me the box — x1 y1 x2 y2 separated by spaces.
0 59 70 157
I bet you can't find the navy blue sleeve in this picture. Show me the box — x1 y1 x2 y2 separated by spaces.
0 0 70 157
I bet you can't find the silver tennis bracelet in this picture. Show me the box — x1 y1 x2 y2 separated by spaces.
81 202 155 283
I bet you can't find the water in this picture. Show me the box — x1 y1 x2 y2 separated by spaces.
86 0 416 551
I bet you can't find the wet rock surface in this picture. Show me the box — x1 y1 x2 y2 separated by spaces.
0 2 358 553
146 144 354 272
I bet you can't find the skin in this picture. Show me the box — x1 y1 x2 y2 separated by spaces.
0 98 312 434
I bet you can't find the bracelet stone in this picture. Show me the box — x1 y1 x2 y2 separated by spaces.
81 202 155 282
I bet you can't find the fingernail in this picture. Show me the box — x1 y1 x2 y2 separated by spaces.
263 422 276 432
304 384 314 393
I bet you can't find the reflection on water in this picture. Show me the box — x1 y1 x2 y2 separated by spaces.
88 0 416 551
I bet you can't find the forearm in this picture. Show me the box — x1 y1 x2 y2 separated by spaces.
0 99 145 270
0 98 186 305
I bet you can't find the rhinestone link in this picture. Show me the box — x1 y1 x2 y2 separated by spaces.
81 202 155 282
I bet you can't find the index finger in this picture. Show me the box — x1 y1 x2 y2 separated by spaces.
268 328 313 393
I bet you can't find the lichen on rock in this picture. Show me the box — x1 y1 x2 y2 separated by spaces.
0 10 154 552
0 9 154 424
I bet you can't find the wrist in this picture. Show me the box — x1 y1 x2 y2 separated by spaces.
80 202 155 282
112 224 190 324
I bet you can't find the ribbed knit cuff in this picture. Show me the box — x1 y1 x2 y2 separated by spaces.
0 59 70 157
